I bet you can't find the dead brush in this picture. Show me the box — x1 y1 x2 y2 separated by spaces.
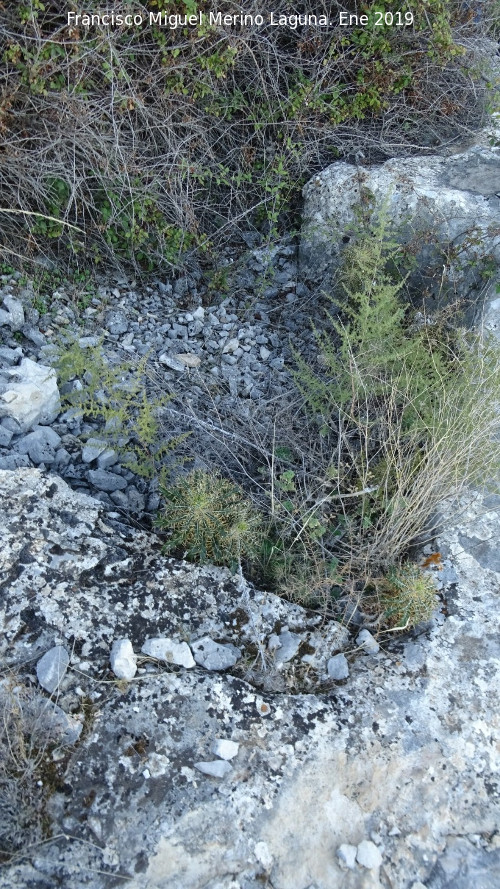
0 679 50 863
0 0 494 272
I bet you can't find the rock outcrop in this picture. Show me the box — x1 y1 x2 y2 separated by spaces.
300 139 500 322
1 468 499 889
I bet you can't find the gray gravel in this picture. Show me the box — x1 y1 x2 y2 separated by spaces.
0 242 321 518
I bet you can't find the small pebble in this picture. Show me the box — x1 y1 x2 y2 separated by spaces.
356 840 383 869
337 843 357 869
194 760 233 779
212 739 239 761
110 639 137 680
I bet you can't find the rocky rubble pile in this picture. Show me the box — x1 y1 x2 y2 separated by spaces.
0 241 319 516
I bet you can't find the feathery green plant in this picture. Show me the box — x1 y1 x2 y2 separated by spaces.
54 338 185 482
292 207 500 576
294 207 453 430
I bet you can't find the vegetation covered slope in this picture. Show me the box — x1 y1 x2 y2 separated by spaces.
0 0 497 272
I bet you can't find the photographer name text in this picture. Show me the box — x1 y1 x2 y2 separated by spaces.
67 10 414 30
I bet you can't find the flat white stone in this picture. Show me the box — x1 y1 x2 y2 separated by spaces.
327 653 349 680
254 841 273 870
110 639 137 680
356 629 380 655
337 843 357 869
141 638 195 669
36 645 70 693
0 358 60 433
192 637 240 670
194 760 232 779
212 739 239 760
356 840 383 869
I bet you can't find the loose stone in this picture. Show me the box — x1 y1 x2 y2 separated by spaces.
356 629 380 655
110 639 137 680
212 739 239 760
194 760 233 779
87 469 128 492
141 638 195 668
327 653 349 680
192 637 240 670
36 645 70 693
337 843 357 869
273 629 302 665
356 840 383 869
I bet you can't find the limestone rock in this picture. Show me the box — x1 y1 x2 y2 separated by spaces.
158 353 185 372
87 468 127 492
192 636 240 670
81 439 108 463
141 637 195 668
273 629 302 666
175 352 201 368
327 653 349 680
356 840 383 869
356 629 380 655
194 760 233 779
300 145 500 322
212 738 239 760
1 468 499 889
105 310 129 336
254 841 273 871
337 844 357 869
0 358 60 433
15 426 61 465
0 296 25 330
36 645 70 693
110 639 137 680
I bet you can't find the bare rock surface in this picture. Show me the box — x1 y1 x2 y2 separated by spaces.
0 468 499 889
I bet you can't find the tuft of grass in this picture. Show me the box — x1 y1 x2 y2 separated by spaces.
293 207 500 574
378 564 438 629
156 469 264 568
0 680 64 863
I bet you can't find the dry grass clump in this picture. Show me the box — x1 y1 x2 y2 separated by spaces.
0 680 53 863
0 0 494 272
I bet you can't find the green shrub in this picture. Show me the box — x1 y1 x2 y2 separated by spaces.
156 470 264 567
294 207 453 429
